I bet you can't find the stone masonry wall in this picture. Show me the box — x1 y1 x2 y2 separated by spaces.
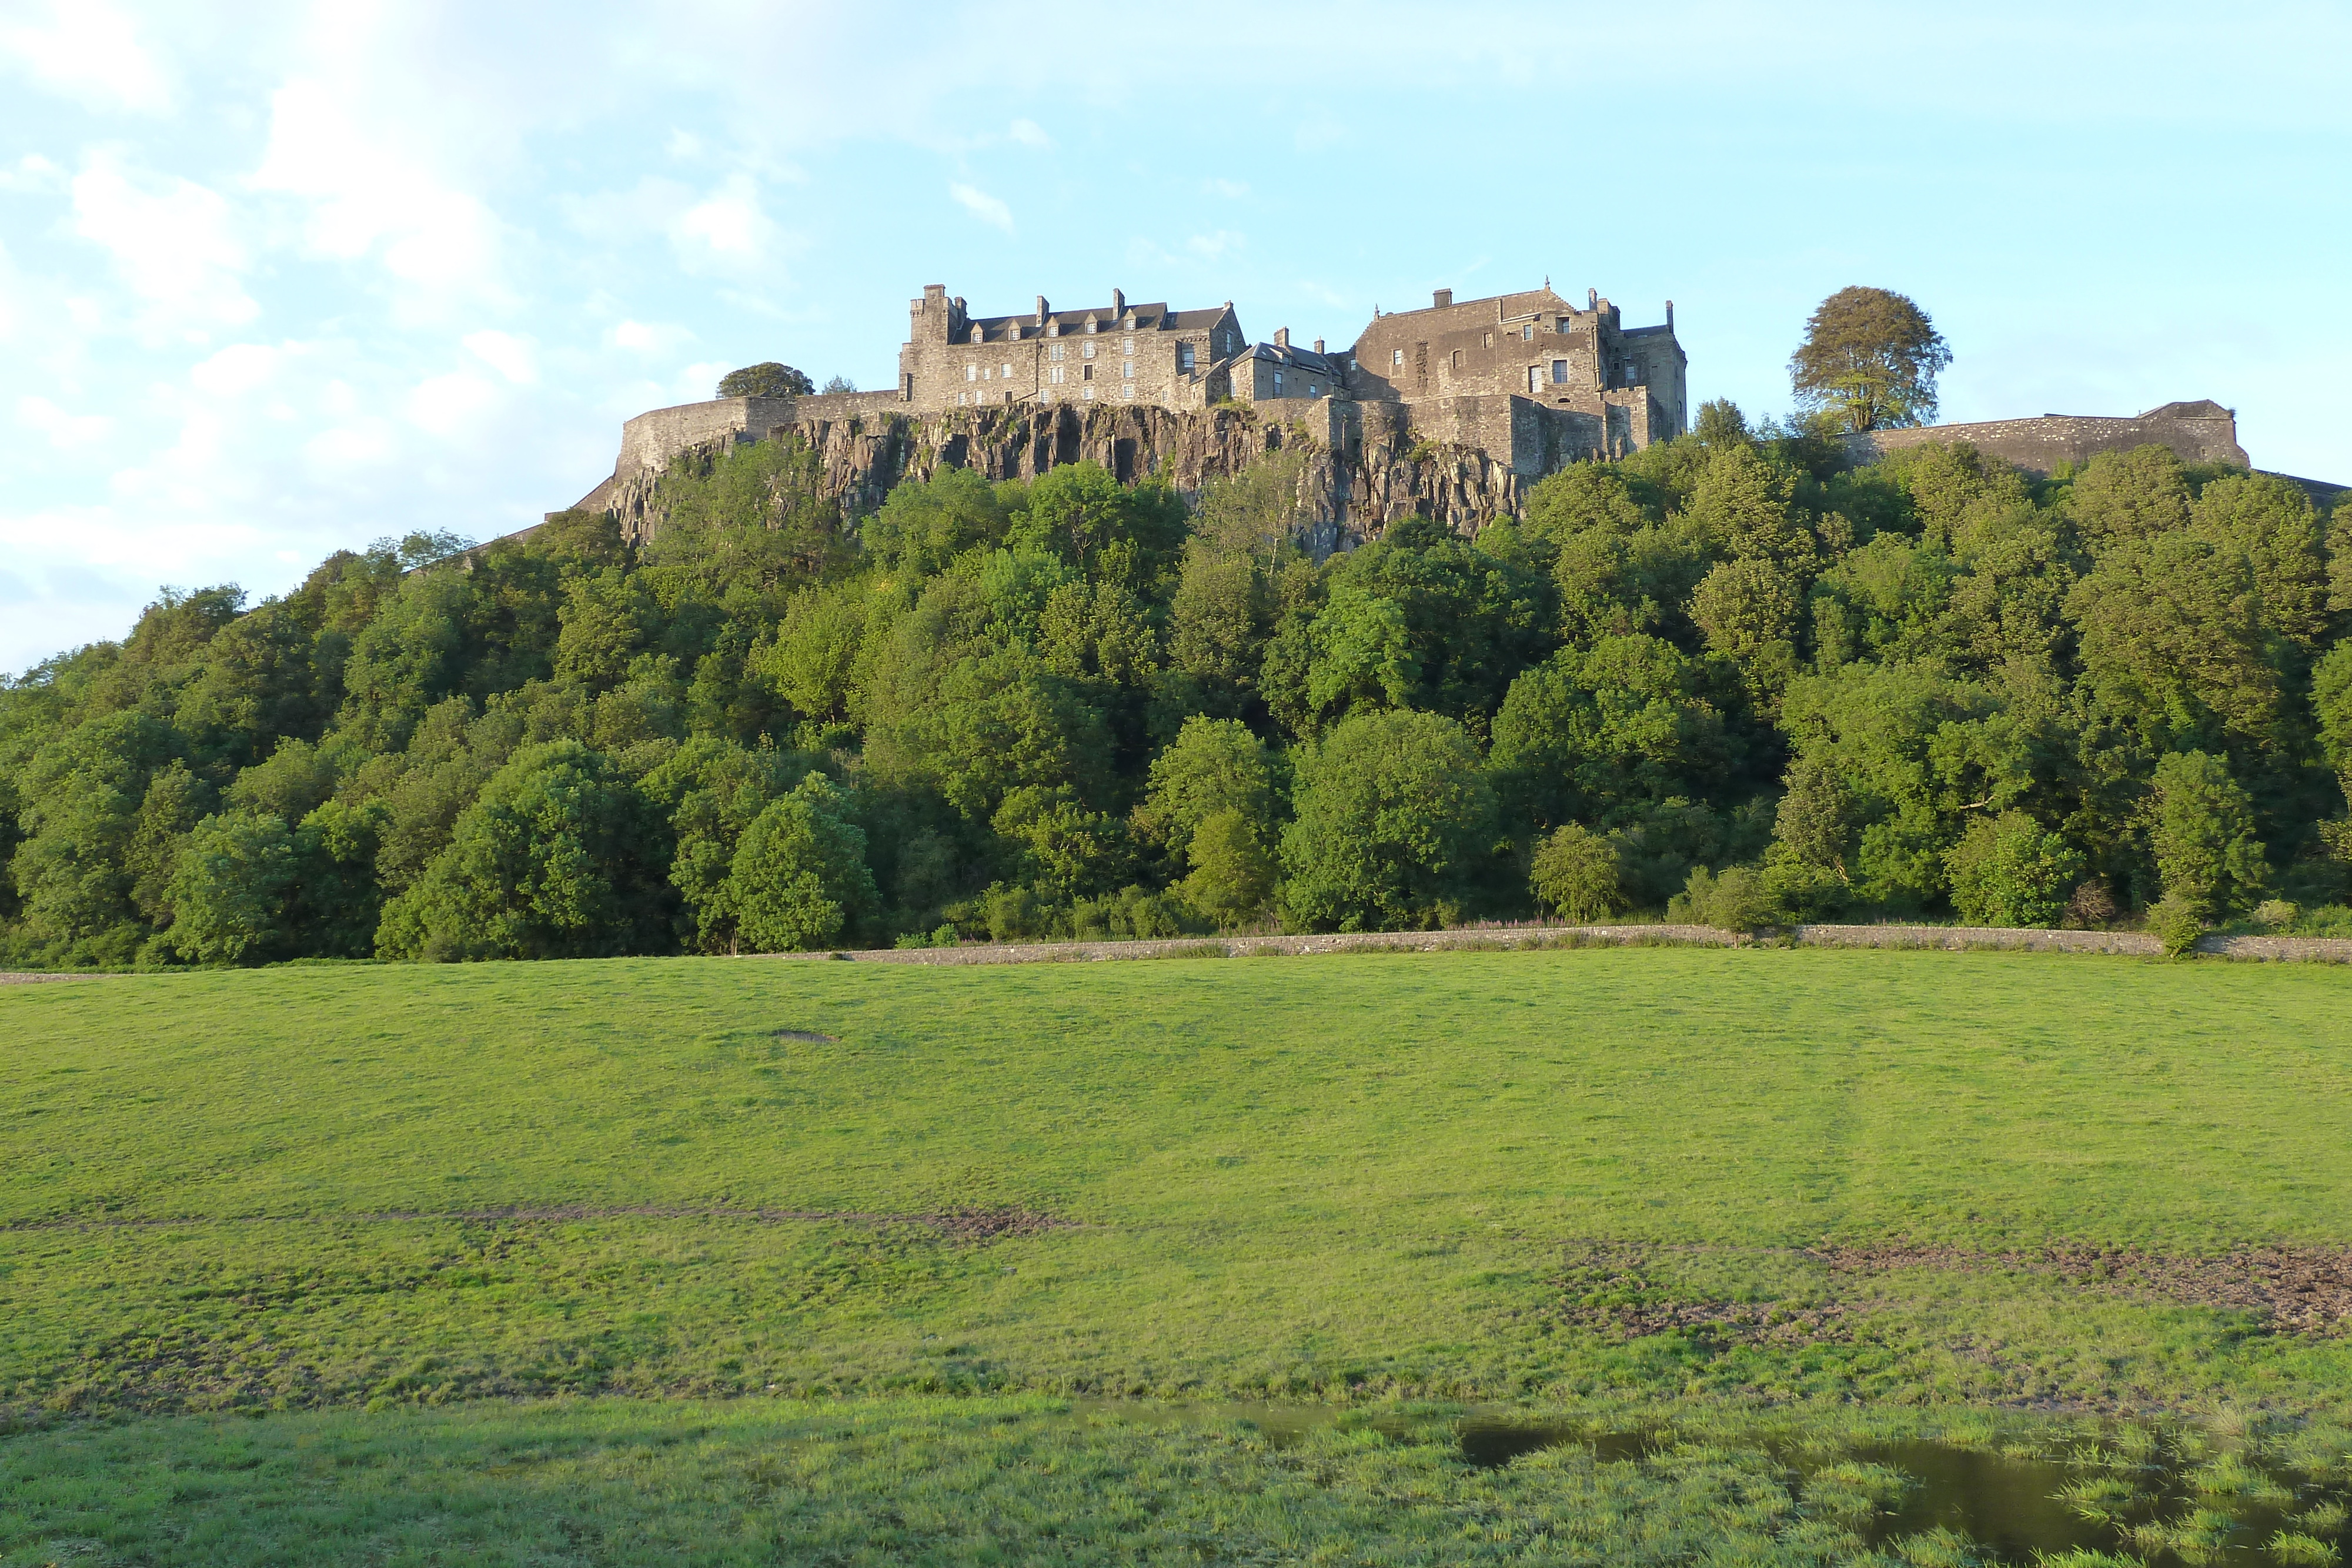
1845 407 2251 477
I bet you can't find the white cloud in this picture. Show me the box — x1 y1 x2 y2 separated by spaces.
251 78 506 303
1008 118 1051 149
191 342 297 397
0 0 173 114
950 182 1013 233
463 329 537 385
70 154 256 336
16 396 113 450
612 319 694 354
671 174 781 273
0 155 68 194
1187 230 1246 262
405 370 505 438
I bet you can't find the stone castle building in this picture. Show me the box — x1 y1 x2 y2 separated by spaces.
556 277 2327 542
564 278 1690 517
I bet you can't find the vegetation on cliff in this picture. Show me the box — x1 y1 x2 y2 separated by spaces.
2 407 2348 966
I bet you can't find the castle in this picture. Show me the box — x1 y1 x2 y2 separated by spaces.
557 279 2330 542
564 279 1690 519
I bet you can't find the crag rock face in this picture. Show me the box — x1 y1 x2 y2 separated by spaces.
598 403 1529 559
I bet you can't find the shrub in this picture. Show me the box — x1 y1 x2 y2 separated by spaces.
1944 810 2084 928
168 811 300 964
2147 891 2206 958
1529 825 1625 922
1669 865 1777 933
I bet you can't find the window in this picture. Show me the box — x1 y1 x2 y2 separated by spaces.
957 391 968 406
965 363 977 382
1178 343 1195 372
1050 344 1064 361
1001 362 1013 379
1122 383 1134 399
1521 322 1535 341
1085 319 1097 333
981 365 991 380
1272 370 1283 392
1049 365 1065 385
1451 348 1461 370
1122 360 1134 380
1083 342 1095 360
1122 337 1135 356
1083 385 1095 400
1551 359 1568 383
1391 348 1404 366
1483 332 1492 349
1083 364 1093 381
1308 383 1318 397
1528 366 1542 395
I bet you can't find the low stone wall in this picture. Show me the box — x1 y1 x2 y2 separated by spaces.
1790 924 2159 955
766 921 2352 967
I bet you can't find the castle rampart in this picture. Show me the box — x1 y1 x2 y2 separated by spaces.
1844 400 2251 476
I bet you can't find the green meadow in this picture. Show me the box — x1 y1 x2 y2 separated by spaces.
7 945 2352 1563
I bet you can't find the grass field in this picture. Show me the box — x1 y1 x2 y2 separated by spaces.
6 945 2352 1562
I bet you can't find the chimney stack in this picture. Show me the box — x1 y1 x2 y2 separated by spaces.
1666 300 1675 332
1433 287 1453 308
1275 327 1289 349
1111 286 1124 316
1036 295 1048 323
1588 287 1598 309
1313 337 1324 354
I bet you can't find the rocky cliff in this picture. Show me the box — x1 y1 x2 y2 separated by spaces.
585 401 1534 557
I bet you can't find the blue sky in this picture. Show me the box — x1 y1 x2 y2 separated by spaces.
4 0 2347 673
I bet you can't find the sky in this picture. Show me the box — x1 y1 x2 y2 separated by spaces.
3 0 2348 674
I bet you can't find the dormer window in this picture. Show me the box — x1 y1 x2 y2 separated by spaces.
970 326 984 344
1085 318 1098 333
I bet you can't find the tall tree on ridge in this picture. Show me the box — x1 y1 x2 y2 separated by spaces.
1789 286 1952 432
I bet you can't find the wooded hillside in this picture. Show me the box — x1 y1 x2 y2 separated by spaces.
5 404 2348 966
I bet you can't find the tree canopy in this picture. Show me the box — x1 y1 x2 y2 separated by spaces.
3 421 2346 969
716 362 815 399
1789 286 1953 432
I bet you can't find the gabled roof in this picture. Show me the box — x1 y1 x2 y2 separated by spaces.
956 301 1237 342
1229 340 1344 377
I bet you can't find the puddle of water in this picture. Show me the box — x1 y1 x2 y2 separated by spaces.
1071 1401 2350 1565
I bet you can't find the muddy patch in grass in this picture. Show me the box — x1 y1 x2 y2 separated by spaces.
772 1028 839 1042
1556 1240 2352 1341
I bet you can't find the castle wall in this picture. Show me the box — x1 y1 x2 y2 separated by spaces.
616 396 801 475
1845 403 2251 476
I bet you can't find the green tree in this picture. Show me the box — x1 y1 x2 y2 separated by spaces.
863 465 1008 576
168 811 300 964
2069 444 2191 549
376 740 675 961
756 583 871 722
2314 640 2352 793
1788 285 1952 432
1488 635 1732 831
1944 810 2084 928
1179 809 1277 928
2147 750 2267 919
1281 708 1498 932
729 774 878 952
1529 824 1624 921
716 362 813 399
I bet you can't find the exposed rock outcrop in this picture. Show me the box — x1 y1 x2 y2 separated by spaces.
589 402 1533 558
